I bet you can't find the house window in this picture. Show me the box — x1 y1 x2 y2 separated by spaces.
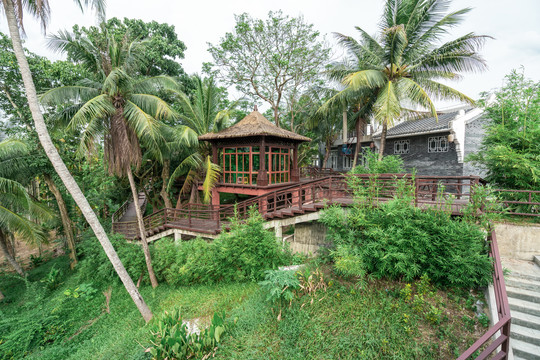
394 140 410 154
428 136 449 153
343 155 353 170
327 150 338 169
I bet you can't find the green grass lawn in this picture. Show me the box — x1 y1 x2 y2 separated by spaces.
0 256 487 360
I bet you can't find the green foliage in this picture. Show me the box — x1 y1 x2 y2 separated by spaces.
148 309 227 360
151 208 288 286
320 180 493 289
477 313 490 328
71 18 188 79
259 270 300 307
468 69 540 191
41 266 63 290
350 152 405 174
76 232 146 286
208 10 330 126
63 283 97 300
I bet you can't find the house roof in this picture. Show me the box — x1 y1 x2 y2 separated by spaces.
373 107 475 139
198 110 311 142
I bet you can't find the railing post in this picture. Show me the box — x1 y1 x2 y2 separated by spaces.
216 206 220 229
188 203 192 227
415 178 419 207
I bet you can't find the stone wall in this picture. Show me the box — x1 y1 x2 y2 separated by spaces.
383 132 463 176
463 116 491 178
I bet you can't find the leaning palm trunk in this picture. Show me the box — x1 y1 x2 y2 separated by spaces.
3 0 152 322
127 170 158 288
43 174 77 269
0 230 25 276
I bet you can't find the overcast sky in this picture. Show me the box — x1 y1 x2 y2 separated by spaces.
1 0 539 108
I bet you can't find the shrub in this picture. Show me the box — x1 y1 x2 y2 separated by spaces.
148 309 227 360
350 151 405 174
76 232 146 286
259 269 300 320
320 182 493 289
152 208 288 286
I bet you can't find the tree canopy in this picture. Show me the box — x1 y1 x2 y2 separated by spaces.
208 11 330 127
468 69 540 190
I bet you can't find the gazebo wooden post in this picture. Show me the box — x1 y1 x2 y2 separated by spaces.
292 143 300 182
257 136 269 186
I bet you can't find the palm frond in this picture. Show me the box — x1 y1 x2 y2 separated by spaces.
415 79 475 104
40 86 100 106
169 153 203 192
396 77 437 119
123 100 165 163
343 70 387 91
67 94 114 132
373 80 401 127
201 156 222 204
133 76 181 94
129 94 177 121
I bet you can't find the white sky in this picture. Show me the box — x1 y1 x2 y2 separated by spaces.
1 0 540 109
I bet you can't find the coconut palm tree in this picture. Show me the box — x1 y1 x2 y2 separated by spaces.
41 31 181 289
1 0 153 321
169 76 234 204
326 0 489 160
0 139 51 277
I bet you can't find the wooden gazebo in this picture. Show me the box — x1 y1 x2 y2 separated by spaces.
199 108 311 205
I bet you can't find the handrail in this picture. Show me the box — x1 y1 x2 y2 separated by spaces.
491 189 540 217
457 229 511 360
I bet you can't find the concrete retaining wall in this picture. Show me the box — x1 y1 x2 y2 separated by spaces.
494 223 540 261
288 222 328 255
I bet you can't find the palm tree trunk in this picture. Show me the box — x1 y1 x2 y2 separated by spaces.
160 160 173 209
353 118 363 167
323 141 331 168
3 0 152 322
378 122 388 161
0 230 25 277
0 289 4 301
126 169 158 288
43 174 78 269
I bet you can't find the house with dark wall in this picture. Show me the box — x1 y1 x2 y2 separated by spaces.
372 106 490 177
323 105 490 177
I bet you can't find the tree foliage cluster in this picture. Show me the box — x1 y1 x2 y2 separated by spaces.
320 177 493 290
468 69 540 190
75 209 290 287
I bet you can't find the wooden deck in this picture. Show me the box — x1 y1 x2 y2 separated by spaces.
112 174 482 240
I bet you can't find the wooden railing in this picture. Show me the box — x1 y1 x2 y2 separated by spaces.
457 230 511 360
218 175 349 220
113 174 487 239
492 189 540 217
300 166 339 178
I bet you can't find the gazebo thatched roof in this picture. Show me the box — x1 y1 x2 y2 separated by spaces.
198 110 311 142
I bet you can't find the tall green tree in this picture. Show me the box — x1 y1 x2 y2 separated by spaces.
208 11 330 127
1 0 153 322
69 17 188 80
169 75 233 204
41 31 181 289
326 0 489 160
468 69 540 190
